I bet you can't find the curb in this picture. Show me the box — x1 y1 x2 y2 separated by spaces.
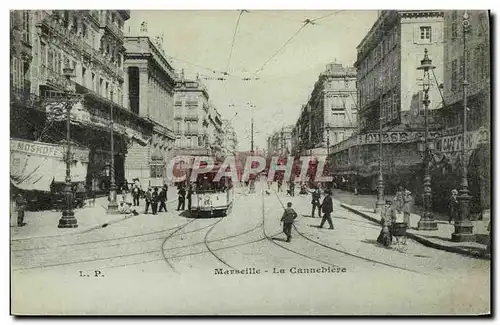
340 203 490 260
12 198 178 241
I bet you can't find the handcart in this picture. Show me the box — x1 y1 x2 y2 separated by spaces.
390 222 408 251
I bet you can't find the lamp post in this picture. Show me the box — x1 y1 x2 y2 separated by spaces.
417 48 438 231
452 11 474 241
107 89 119 213
375 81 385 214
326 127 330 189
58 62 78 228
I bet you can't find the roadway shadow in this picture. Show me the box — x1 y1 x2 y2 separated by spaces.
308 224 322 228
271 237 287 242
361 239 394 250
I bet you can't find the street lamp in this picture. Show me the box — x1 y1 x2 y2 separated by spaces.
416 48 438 231
452 11 474 242
375 79 385 214
58 62 78 228
107 89 119 214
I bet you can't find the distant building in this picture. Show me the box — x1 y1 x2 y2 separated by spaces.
267 125 293 156
123 35 176 186
221 119 238 156
173 72 210 156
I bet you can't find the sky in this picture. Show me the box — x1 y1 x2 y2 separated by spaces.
125 10 379 152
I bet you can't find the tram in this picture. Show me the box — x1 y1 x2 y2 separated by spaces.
190 163 234 217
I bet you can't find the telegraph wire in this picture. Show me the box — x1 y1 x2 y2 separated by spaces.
246 10 305 24
310 10 343 23
225 10 246 74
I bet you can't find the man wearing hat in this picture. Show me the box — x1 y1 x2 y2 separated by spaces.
319 189 334 229
280 202 298 242
449 189 459 224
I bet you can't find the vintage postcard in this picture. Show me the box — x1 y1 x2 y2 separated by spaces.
10 9 491 315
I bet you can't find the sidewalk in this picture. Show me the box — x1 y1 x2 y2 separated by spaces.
11 186 179 241
339 197 490 259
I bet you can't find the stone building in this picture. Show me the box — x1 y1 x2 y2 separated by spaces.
221 119 238 156
356 10 445 131
123 35 176 187
432 10 490 214
267 125 293 156
11 10 154 194
173 74 224 158
292 62 358 157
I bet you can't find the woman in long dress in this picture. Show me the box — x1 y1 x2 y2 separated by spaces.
377 200 395 247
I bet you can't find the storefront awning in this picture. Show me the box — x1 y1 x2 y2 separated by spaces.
10 139 89 192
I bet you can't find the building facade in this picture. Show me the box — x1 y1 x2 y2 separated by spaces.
323 63 358 145
267 125 293 156
123 35 176 186
11 10 154 194
173 74 211 156
356 10 445 131
434 10 490 213
221 119 238 156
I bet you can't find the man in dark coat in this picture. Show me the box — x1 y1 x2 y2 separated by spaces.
187 183 193 211
132 184 141 207
15 192 28 227
144 188 152 214
280 202 298 242
310 187 321 218
151 187 159 215
319 189 334 229
177 185 186 211
158 186 167 212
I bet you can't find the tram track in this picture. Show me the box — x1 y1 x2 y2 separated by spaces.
269 190 429 276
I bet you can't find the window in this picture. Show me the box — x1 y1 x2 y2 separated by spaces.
420 26 431 41
82 23 87 39
451 11 458 39
150 164 164 178
22 11 30 43
175 122 181 133
198 136 203 147
186 137 191 148
451 59 458 92
40 43 46 66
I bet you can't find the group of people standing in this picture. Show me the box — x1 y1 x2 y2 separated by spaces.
119 184 169 215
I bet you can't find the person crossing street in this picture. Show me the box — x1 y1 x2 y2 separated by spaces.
319 189 334 229
280 202 298 242
309 186 321 218
177 185 186 211
144 188 152 214
158 185 168 212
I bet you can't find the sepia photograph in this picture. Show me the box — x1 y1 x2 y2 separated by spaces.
9 8 491 315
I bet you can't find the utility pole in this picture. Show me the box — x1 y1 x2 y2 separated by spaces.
375 79 385 214
108 89 118 214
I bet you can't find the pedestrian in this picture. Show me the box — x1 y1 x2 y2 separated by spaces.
448 189 459 224
177 185 186 211
15 192 28 227
280 202 298 242
277 179 283 192
377 200 395 247
144 188 152 214
402 189 413 228
151 187 159 215
290 181 295 197
309 187 321 218
132 184 141 207
187 183 193 210
158 186 167 212
319 189 334 229
393 186 404 215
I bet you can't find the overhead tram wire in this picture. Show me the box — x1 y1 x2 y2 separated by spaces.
225 10 246 74
252 22 309 77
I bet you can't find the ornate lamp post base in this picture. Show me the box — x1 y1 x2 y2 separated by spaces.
58 210 78 228
107 189 120 214
417 218 438 231
452 193 475 242
452 221 475 242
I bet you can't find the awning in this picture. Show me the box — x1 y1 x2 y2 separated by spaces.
10 139 89 192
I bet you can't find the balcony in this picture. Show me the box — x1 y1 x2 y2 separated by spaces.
39 65 73 91
103 21 124 41
184 129 200 136
174 115 183 120
184 113 199 121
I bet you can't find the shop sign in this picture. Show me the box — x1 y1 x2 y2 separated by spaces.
435 128 489 153
10 138 89 162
